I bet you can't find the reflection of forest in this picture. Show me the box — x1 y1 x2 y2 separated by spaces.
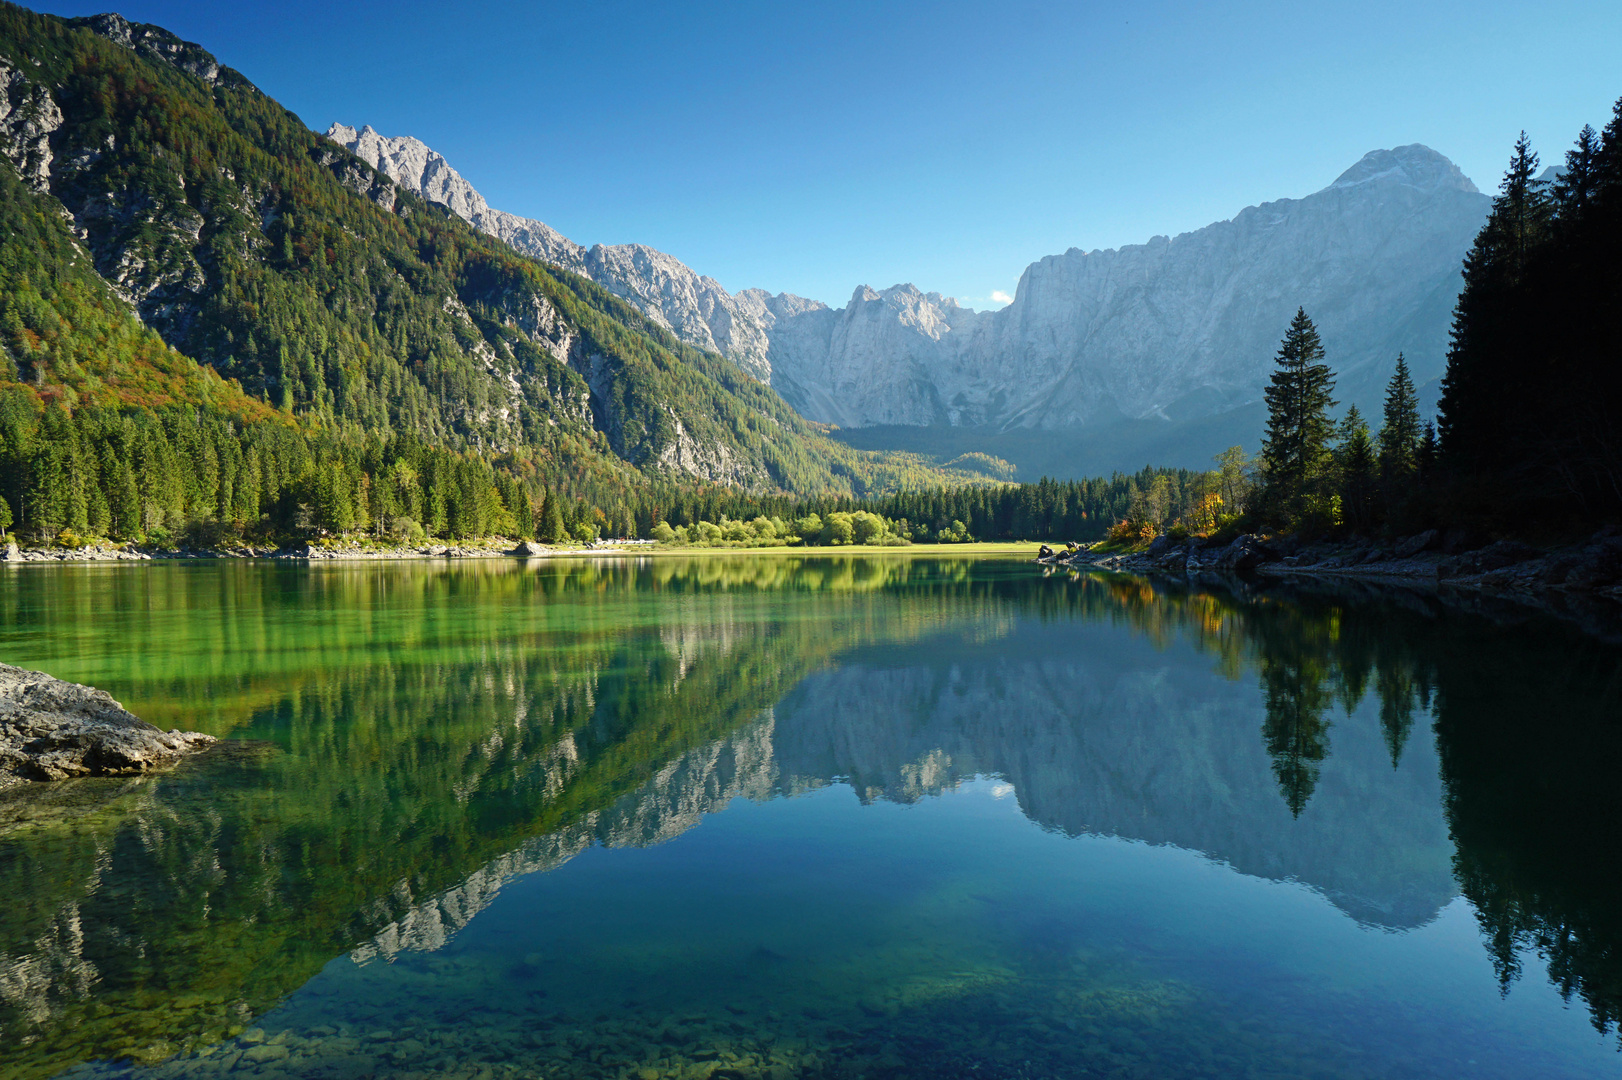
0 559 1619 1076
1052 574 1622 1041
0 557 998 1079
769 605 1456 932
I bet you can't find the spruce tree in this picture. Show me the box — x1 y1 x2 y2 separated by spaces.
537 490 567 544
1501 132 1552 273
1417 422 1439 484
1377 354 1422 481
1335 406 1377 531
1437 134 1552 478
1552 125 1601 220
1261 308 1337 528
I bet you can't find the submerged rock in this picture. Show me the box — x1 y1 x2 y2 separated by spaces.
0 663 214 788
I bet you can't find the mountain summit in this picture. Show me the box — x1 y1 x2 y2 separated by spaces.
1330 144 1480 193
338 124 1489 468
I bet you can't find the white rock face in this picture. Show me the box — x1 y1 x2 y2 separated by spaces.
328 126 1488 438
0 59 63 191
762 145 1489 430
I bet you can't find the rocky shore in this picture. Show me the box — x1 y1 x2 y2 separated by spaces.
0 538 657 563
1045 528 1622 610
0 663 215 788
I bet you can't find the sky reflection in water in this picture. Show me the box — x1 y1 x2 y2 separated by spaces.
0 555 1618 1079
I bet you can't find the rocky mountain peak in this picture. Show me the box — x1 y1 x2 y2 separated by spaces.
1331 144 1480 194
326 123 491 222
328 122 1491 464
73 12 228 85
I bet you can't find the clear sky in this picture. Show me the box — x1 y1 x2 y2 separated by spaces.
27 0 1622 309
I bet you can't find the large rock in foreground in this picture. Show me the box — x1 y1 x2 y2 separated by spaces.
0 663 214 787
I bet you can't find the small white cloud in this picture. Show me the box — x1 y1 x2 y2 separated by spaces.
990 290 1014 306
990 782 1015 799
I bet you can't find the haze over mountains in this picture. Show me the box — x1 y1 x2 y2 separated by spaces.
333 125 1491 474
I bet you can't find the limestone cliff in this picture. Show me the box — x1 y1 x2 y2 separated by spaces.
331 124 1487 453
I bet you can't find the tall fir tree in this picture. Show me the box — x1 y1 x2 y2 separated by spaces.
1438 133 1553 476
1417 422 1439 486
1552 125 1602 220
537 489 568 544
1500 131 1553 273
1378 354 1422 482
1261 308 1337 528
1335 405 1378 531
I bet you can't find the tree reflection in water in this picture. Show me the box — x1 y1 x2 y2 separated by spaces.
0 558 1618 1077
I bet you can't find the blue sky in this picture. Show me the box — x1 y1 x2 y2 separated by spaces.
29 0 1622 309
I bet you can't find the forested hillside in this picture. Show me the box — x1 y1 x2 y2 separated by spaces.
0 5 987 545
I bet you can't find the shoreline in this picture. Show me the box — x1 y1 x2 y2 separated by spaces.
1049 531 1622 640
0 539 1042 564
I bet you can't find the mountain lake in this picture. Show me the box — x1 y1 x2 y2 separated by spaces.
1 554 1618 1080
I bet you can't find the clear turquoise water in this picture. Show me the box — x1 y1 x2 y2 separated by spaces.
1 556 1618 1079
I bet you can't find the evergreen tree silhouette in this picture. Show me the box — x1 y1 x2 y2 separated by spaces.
1261 308 1337 528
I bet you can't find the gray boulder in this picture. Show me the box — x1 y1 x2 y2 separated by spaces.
1563 540 1622 591
1467 540 1540 574
1216 534 1279 573
509 540 544 557
0 663 214 788
1394 530 1439 558
1440 527 1488 555
1145 534 1178 557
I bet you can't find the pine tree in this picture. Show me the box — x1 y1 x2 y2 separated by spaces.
1437 134 1553 479
1378 354 1422 482
109 458 140 538
1553 125 1602 220
1591 96 1622 202
1261 308 1337 528
537 489 567 544
0 494 10 538
1335 406 1377 531
1502 132 1553 272
1417 422 1439 485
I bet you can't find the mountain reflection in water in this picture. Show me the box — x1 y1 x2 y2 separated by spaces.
0 556 1618 1079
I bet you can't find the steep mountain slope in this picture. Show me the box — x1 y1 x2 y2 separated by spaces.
0 4 978 516
344 124 1488 473
328 124 777 382
767 147 1488 434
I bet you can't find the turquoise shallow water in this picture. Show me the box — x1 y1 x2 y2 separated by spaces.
1 555 1619 1079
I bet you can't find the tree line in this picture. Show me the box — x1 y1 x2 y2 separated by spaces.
0 382 1241 549
1246 98 1622 539
1436 101 1622 528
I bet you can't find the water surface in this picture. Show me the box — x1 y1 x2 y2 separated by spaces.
1 556 1618 1079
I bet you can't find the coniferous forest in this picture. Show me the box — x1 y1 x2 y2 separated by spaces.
1230 103 1622 544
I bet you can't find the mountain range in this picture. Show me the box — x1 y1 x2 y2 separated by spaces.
0 0 1502 504
0 5 995 512
332 126 1491 475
